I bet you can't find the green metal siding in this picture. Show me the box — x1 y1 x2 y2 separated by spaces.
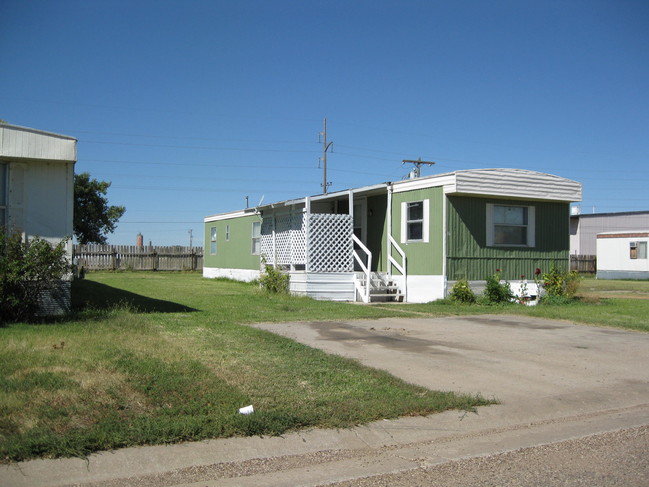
391 187 444 275
203 214 261 270
446 195 570 280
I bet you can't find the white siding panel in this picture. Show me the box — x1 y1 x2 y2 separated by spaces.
289 272 355 301
0 125 76 162
23 160 74 240
571 212 649 255
597 233 649 274
390 274 446 303
203 267 260 281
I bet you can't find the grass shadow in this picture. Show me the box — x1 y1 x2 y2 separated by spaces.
71 279 198 313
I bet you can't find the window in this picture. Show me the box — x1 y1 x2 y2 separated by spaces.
631 241 647 260
225 225 230 241
400 200 429 243
251 221 261 255
487 204 535 247
210 227 217 255
407 202 424 240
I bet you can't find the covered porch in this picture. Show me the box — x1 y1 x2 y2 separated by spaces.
258 185 407 302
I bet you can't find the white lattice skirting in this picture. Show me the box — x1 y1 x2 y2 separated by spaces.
307 213 353 272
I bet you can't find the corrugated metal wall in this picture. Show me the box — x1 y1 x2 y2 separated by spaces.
446 195 570 280
571 212 649 255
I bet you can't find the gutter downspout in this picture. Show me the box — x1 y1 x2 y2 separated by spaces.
387 182 392 279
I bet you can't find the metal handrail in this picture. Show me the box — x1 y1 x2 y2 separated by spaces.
352 234 372 303
388 235 407 301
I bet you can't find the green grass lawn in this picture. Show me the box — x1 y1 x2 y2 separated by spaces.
2 272 646 462
390 276 649 333
0 272 490 462
395 297 649 333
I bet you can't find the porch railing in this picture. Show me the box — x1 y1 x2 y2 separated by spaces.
352 234 372 303
388 235 407 301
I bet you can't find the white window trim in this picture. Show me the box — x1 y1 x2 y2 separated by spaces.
251 221 261 255
636 241 647 260
210 226 217 255
486 203 535 247
400 199 429 243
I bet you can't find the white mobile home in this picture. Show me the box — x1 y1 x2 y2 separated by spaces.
0 123 77 313
596 231 649 280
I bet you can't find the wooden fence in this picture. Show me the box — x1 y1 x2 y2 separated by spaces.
570 254 597 273
74 245 203 272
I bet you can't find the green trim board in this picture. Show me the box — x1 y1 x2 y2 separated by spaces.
446 195 570 280
203 214 261 270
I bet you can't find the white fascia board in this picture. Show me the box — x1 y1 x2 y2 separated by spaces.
309 183 387 202
352 183 388 196
280 197 306 207
0 123 76 141
392 174 456 193
204 208 257 223
253 183 388 213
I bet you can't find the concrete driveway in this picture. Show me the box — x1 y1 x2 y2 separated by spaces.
3 315 649 486
255 315 649 413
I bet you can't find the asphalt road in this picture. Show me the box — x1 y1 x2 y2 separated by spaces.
2 315 649 486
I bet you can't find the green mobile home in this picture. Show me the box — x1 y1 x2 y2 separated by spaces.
204 169 582 303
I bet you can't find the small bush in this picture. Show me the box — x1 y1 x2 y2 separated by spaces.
541 263 581 300
450 279 476 304
259 264 289 294
0 229 71 324
483 270 513 305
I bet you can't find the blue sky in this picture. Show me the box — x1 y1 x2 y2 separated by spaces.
1 0 647 246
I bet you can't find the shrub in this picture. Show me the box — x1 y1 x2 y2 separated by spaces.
450 278 476 304
541 263 581 300
259 264 289 294
0 229 71 324
483 270 513 305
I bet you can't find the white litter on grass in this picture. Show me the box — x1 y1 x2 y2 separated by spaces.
238 405 254 415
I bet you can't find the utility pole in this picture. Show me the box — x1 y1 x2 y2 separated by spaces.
188 229 193 249
320 118 333 193
402 158 436 178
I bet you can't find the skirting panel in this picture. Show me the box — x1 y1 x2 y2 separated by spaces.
289 272 355 301
203 267 260 282
390 275 446 303
597 270 649 280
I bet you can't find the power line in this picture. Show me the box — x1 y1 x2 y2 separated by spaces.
82 139 320 153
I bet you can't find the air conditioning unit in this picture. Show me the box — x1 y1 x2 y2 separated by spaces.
630 241 638 248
